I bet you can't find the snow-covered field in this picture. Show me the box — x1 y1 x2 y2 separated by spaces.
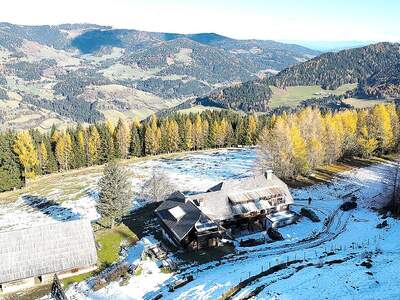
0 148 256 232
1 148 399 300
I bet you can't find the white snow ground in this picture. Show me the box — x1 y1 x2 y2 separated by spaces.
2 148 399 299
0 148 256 232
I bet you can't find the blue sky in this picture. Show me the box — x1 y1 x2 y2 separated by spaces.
1 0 399 42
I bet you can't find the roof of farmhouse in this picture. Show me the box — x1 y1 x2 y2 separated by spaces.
0 219 97 284
187 173 294 221
155 199 205 241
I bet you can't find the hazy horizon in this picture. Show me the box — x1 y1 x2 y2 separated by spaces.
0 0 399 44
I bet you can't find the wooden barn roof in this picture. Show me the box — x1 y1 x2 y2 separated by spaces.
0 219 97 284
188 173 294 221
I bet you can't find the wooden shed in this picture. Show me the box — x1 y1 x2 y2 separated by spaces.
0 219 98 294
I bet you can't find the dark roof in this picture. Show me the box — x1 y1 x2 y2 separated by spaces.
165 191 186 202
155 200 202 241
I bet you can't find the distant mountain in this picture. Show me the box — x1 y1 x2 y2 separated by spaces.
272 42 400 89
171 42 400 114
285 40 374 52
0 22 319 130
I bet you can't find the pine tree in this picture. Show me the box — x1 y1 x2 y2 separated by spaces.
97 161 132 228
0 132 24 191
98 123 115 163
130 121 142 157
13 131 39 179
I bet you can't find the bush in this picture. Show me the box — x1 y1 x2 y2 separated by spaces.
300 207 321 222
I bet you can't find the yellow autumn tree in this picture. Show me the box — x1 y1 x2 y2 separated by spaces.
88 126 101 165
370 104 393 152
114 119 131 159
166 119 180 152
192 114 204 150
246 114 258 144
39 142 48 172
13 131 39 179
183 118 193 150
289 125 309 175
55 132 73 171
144 115 161 155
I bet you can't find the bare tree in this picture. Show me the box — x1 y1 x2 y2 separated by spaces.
140 169 177 203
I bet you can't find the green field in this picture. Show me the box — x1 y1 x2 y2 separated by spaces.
178 105 222 114
269 83 357 108
343 98 387 108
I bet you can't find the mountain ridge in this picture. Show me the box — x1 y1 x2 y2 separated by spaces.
0 22 319 131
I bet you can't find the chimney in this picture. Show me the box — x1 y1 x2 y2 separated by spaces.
266 170 273 180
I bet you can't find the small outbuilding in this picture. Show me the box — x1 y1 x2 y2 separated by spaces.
0 219 98 294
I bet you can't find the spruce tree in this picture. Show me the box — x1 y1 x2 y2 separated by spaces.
97 161 132 228
0 133 24 191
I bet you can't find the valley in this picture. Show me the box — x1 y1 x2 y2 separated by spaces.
0 22 318 131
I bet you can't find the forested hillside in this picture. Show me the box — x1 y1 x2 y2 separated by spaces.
1 103 398 192
357 64 400 99
272 43 400 89
180 42 400 114
0 22 318 130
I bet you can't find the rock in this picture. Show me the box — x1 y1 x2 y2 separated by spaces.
267 227 284 241
376 220 388 228
360 261 373 269
300 207 320 222
340 201 357 211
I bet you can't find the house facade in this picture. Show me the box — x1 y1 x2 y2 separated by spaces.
0 219 98 294
155 171 296 249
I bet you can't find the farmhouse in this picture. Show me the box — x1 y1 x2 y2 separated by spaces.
0 219 98 294
155 192 223 249
155 171 296 249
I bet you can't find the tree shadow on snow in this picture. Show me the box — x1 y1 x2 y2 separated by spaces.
22 195 81 222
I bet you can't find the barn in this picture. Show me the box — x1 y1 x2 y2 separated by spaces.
0 219 98 294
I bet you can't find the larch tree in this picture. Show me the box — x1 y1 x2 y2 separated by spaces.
202 119 210 149
183 118 193 150
97 160 132 228
370 104 393 153
289 125 309 175
246 114 258 145
38 142 48 173
144 115 161 155
55 132 73 171
192 114 204 150
88 126 101 165
13 131 39 179
114 119 131 159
